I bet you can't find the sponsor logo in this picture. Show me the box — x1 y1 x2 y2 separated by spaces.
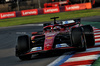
0 12 16 19
56 43 69 48
21 9 38 16
59 1 67 4
47 37 53 39
66 6 79 10
31 47 42 52
44 7 59 14
1 13 15 18
44 8 58 12
22 11 37 15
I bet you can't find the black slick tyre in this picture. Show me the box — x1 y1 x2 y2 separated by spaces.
82 25 95 47
18 54 32 60
71 27 87 51
16 35 32 60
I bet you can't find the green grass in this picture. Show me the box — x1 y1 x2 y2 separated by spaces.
92 57 100 66
0 8 100 27
82 21 100 29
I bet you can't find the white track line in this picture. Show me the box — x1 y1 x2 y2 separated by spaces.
23 24 43 26
47 54 66 66
47 52 72 66
77 64 91 66
87 47 100 51
95 39 100 41
73 46 100 54
65 55 100 62
94 30 100 32
93 27 98 29
94 33 100 34
95 35 100 38
95 43 100 46
93 28 98 29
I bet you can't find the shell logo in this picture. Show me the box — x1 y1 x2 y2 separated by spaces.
47 37 53 39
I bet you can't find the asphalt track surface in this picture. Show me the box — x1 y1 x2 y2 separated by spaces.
0 16 99 66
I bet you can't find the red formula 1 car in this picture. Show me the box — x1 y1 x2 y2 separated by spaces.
15 17 95 60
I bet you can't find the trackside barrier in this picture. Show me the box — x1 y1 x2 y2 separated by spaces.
0 2 92 19
21 9 38 16
65 3 92 11
43 7 60 14
85 3 92 9
0 11 16 19
65 4 86 11
16 11 21 17
38 9 44 14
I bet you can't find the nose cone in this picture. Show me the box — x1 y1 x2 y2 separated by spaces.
44 46 52 50
44 33 56 50
44 37 54 50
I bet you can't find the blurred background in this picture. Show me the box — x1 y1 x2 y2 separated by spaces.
0 0 100 13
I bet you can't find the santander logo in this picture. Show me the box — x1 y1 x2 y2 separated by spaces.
1 13 15 18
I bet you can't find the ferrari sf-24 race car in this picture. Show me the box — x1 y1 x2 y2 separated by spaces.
15 17 95 60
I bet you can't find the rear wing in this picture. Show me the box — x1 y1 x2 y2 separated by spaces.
50 17 81 25
62 19 81 25
43 17 81 27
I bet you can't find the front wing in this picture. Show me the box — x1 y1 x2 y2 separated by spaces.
17 47 77 57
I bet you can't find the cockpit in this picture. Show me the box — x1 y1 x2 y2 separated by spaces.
43 24 65 32
43 17 80 32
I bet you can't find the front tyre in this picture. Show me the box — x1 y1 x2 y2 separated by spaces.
19 54 32 60
16 35 32 60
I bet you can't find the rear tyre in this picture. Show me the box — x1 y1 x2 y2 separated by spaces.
82 25 95 47
16 35 32 60
71 27 87 51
